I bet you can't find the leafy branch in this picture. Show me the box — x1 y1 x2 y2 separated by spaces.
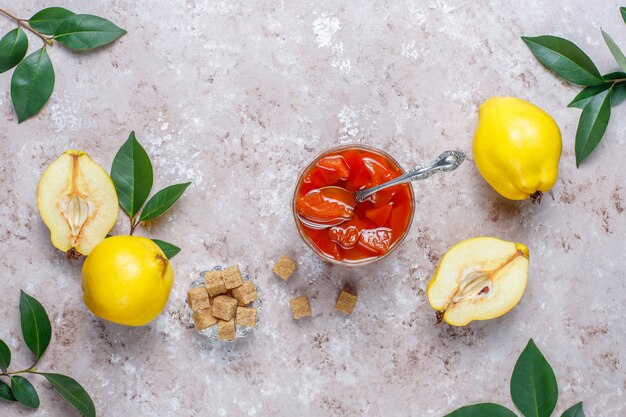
522 7 626 167
0 6 126 123
444 339 584 417
0 291 95 417
110 131 191 259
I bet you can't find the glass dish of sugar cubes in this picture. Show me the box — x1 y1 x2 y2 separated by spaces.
187 265 262 342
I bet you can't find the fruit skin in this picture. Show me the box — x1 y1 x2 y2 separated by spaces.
426 237 529 326
81 236 174 326
37 150 118 256
473 97 562 201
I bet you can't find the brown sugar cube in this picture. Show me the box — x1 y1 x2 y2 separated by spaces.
217 319 236 341
290 296 311 320
335 290 358 314
204 270 227 297
212 295 238 320
187 286 211 311
222 265 245 289
192 308 217 330
231 281 257 306
236 306 257 327
272 255 297 281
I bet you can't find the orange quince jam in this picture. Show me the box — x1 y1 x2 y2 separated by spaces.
295 189 355 223
295 147 414 264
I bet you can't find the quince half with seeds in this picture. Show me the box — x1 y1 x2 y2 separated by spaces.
37 150 118 256
426 237 529 326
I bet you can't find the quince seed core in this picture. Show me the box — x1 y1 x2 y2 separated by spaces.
446 249 526 310
64 193 92 238
451 270 492 304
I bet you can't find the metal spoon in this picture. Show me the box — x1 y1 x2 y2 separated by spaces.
297 150 466 229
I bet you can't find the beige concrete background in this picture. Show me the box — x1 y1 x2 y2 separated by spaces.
1 1 624 416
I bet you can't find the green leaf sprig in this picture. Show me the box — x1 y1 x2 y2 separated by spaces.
444 339 584 417
0 291 95 417
0 6 126 123
111 131 190 259
522 7 626 166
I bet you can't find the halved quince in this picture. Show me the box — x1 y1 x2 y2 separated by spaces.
37 150 118 256
426 237 529 326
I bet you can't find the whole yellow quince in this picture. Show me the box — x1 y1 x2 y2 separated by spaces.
473 97 562 203
81 236 174 326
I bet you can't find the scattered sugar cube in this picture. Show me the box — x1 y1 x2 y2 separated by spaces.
236 306 257 327
217 319 236 341
335 290 358 314
290 296 311 320
231 281 257 306
187 286 211 311
212 295 238 321
192 308 217 330
204 271 227 297
222 265 245 289
272 255 297 281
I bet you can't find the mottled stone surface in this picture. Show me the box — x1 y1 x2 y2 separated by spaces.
1 1 624 416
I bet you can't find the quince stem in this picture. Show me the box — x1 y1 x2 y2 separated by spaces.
435 311 444 325
530 191 543 204
0 365 38 378
0 7 55 46
129 216 140 236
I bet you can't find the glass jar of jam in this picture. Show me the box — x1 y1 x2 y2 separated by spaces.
292 145 415 267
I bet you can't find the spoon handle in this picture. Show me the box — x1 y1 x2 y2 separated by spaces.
355 150 465 203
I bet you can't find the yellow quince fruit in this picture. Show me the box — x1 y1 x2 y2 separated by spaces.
426 237 529 326
81 236 174 326
473 97 562 203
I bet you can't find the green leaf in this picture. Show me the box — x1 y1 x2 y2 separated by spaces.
611 81 626 106
0 339 10 372
510 339 558 417
0 380 16 402
0 28 28 73
54 14 126 51
139 182 191 221
521 35 604 86
19 290 52 359
111 132 153 217
28 7 76 35
561 402 585 417
151 239 181 259
40 373 96 417
445 403 518 417
11 376 39 408
602 71 626 80
621 7 626 24
575 87 612 167
601 30 626 72
568 83 612 108
10 48 55 123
